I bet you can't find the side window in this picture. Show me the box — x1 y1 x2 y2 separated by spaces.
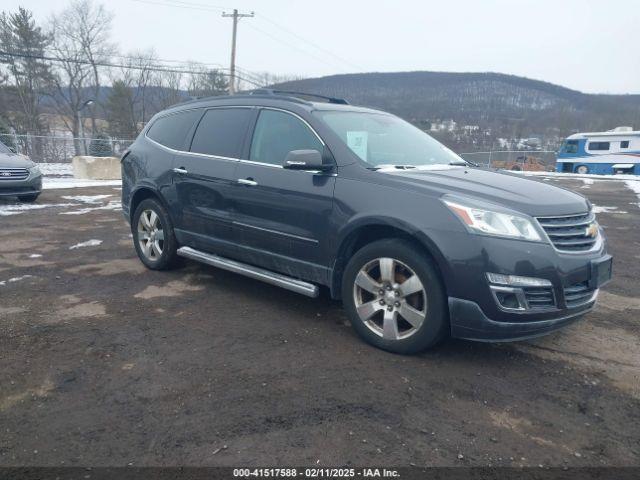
190 108 252 158
250 109 323 166
588 141 610 151
146 110 201 150
621 140 630 149
563 140 578 154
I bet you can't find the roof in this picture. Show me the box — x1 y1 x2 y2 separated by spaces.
568 130 640 139
164 89 387 116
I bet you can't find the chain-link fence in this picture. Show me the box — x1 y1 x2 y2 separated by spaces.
460 150 557 171
1 132 558 172
0 133 135 164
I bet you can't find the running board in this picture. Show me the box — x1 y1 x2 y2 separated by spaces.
177 246 319 298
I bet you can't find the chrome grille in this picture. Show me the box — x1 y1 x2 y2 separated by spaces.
564 281 596 308
536 212 598 252
523 287 555 309
0 168 29 180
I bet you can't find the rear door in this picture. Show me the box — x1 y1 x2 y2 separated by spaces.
172 107 253 256
232 108 336 283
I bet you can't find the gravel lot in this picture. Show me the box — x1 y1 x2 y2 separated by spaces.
0 176 639 467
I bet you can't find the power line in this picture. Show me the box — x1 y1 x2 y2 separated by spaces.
0 50 266 87
130 0 227 12
255 13 363 72
126 0 360 73
242 22 350 72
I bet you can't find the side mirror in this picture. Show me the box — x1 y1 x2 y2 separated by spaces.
283 149 331 171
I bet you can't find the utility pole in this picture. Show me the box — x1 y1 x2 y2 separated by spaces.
222 9 254 94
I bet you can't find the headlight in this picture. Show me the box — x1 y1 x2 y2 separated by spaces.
444 199 542 241
29 165 41 176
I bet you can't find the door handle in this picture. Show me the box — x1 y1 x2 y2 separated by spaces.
237 178 258 186
173 167 188 174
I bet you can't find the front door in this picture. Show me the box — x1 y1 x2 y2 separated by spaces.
172 107 253 257
232 108 336 284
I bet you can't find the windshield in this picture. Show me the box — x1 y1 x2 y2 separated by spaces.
315 111 466 167
0 140 11 154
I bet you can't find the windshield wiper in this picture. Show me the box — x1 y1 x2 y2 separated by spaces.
368 164 417 171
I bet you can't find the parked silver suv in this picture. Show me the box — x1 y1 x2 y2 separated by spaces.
0 140 42 202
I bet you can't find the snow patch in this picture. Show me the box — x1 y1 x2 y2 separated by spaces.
625 181 640 209
43 178 121 190
69 239 103 250
592 205 626 214
518 171 640 181
60 200 122 215
0 203 75 216
0 275 34 286
29 254 43 258
39 163 73 177
61 194 112 204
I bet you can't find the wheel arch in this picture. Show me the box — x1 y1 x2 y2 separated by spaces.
129 184 171 223
330 217 451 300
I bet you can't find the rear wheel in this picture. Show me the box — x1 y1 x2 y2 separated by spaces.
132 198 179 270
342 239 448 354
18 193 39 202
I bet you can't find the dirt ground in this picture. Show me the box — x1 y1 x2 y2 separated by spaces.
0 177 639 467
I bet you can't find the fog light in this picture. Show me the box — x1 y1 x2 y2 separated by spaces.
494 290 521 309
486 273 552 288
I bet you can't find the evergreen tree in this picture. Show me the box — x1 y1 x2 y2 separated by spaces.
88 132 113 157
0 7 52 137
0 116 16 151
105 80 137 139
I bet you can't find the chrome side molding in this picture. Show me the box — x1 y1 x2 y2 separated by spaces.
177 246 319 298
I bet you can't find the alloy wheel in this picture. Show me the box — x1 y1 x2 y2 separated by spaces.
137 209 165 261
353 257 427 340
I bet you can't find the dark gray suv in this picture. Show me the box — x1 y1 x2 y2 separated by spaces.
121 90 612 354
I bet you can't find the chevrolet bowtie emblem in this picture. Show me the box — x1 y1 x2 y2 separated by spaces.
585 223 598 238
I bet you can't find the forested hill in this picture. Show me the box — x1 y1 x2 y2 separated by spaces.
273 71 640 149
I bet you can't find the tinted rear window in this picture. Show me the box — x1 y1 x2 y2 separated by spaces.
190 108 252 158
146 109 201 150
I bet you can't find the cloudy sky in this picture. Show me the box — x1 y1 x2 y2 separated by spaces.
5 0 639 93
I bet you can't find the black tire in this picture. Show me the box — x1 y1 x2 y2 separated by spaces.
341 238 448 354
132 198 179 270
18 193 39 202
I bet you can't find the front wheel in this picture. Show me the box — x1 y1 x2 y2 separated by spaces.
575 165 589 174
342 239 449 354
132 198 179 270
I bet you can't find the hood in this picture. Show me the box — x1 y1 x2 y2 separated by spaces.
383 167 589 217
0 153 35 169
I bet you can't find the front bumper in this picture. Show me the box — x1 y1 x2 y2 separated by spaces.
449 295 594 342
0 173 42 197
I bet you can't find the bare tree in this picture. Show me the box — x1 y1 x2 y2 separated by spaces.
185 61 228 98
114 49 157 129
47 0 114 155
64 0 115 133
151 69 184 112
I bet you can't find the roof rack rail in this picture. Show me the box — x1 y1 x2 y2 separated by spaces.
248 88 349 105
